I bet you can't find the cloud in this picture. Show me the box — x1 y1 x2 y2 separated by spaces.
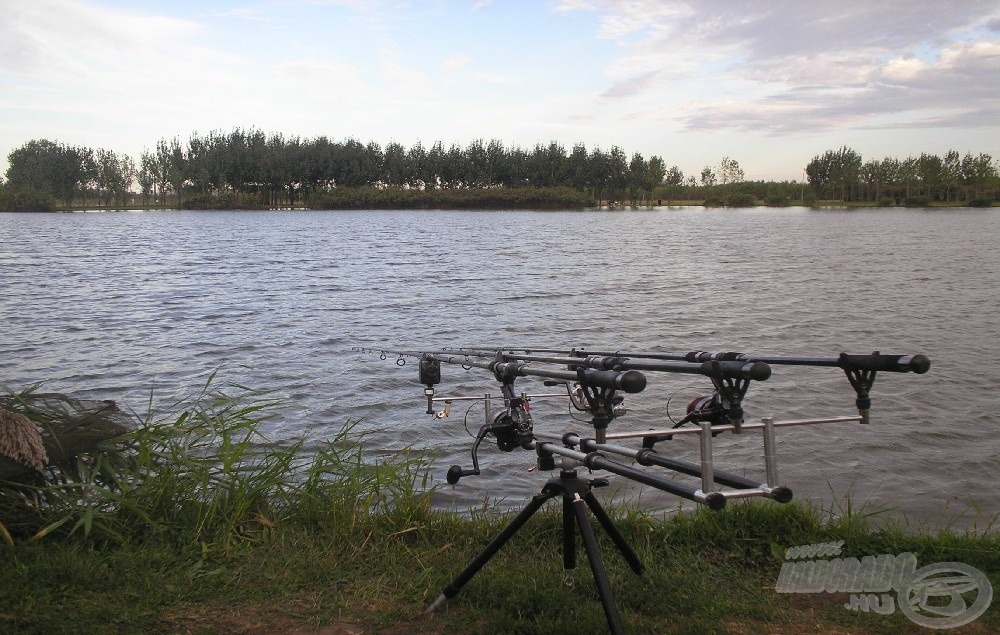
0 0 206 81
441 54 472 72
569 0 1000 135
685 37 1000 135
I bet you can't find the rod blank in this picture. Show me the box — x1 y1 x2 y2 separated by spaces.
499 348 930 374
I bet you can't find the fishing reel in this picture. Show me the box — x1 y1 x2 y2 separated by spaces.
684 394 726 426
445 397 534 484
549 380 629 418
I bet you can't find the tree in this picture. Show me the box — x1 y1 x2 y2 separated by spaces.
607 146 628 200
153 137 184 205
567 143 590 191
95 148 134 206
805 147 862 201
5 139 88 205
943 150 962 202
626 152 648 205
138 150 156 205
960 152 997 201
664 166 684 187
717 156 744 185
465 139 488 187
645 155 666 199
405 141 429 188
484 139 507 187
917 153 944 201
700 166 717 187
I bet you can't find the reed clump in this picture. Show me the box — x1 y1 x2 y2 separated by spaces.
0 379 430 550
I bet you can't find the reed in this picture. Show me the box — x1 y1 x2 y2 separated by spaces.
0 377 430 550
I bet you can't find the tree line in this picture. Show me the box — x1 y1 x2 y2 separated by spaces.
1 129 997 211
1 131 671 210
805 147 998 206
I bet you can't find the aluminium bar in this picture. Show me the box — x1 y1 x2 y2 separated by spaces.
534 431 792 502
603 415 862 441
530 441 726 510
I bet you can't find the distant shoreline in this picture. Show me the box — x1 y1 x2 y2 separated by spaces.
32 200 991 213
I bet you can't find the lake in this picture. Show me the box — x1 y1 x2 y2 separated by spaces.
1 207 997 529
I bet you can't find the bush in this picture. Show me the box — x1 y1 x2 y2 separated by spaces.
181 192 268 210
878 196 895 207
765 194 790 207
306 186 596 210
0 188 54 212
904 195 932 207
725 193 757 207
967 197 995 207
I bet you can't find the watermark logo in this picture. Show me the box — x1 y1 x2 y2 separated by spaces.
776 542 993 629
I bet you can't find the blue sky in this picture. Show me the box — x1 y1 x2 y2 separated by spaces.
2 0 998 182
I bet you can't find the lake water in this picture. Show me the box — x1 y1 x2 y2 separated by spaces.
1 207 997 530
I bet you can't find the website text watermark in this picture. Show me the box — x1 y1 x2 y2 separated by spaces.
776 541 992 629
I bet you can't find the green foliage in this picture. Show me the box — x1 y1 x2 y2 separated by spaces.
5 132 659 209
0 186 54 212
181 192 268 210
7 130 999 210
306 185 596 210
0 379 429 551
5 139 88 205
3 484 997 633
4 139 137 209
657 180 805 206
725 192 757 207
807 147 1000 204
701 191 756 208
903 195 932 207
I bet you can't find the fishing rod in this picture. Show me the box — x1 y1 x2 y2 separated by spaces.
441 347 772 432
492 347 930 373
362 347 645 413
461 347 930 424
355 343 931 633
355 346 646 482
355 343 930 494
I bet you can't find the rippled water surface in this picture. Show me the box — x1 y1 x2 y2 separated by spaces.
2 208 997 528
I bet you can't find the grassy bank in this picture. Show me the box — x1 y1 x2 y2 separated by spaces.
1 385 996 634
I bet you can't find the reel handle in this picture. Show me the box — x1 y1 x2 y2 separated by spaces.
447 465 479 484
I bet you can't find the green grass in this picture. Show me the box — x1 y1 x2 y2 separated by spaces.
1 383 997 634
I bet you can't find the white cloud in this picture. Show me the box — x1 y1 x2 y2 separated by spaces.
0 0 206 81
441 54 472 72
576 0 1000 138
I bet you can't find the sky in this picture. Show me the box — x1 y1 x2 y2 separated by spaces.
2 0 999 182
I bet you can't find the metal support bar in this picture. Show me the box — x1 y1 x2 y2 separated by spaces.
762 417 779 487
604 415 861 441
699 421 714 494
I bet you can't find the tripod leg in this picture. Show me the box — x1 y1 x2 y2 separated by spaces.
563 492 576 572
571 493 626 635
426 490 557 613
583 491 645 574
